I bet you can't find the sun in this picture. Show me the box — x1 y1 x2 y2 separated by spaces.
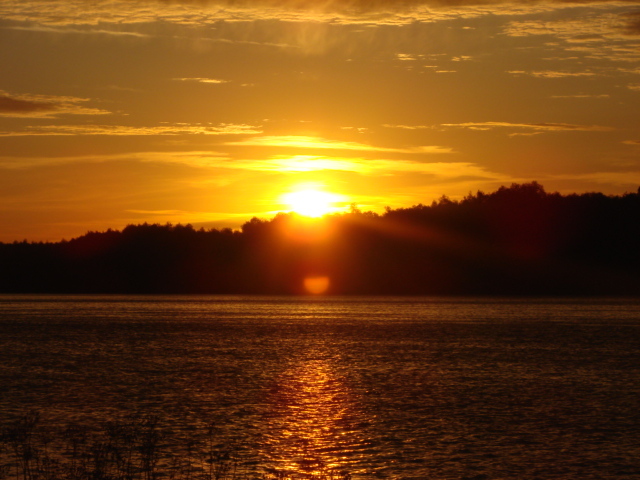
281 188 344 218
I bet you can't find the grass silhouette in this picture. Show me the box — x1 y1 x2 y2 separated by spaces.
0 412 351 480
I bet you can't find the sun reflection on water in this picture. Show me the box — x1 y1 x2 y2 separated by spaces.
262 349 366 477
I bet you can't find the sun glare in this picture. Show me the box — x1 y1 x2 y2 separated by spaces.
303 276 330 295
281 189 344 218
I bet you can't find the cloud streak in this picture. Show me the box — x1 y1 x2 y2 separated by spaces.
0 91 111 118
157 0 640 12
504 8 640 64
173 77 229 84
225 135 453 154
0 150 236 169
4 24 149 37
441 121 613 134
0 123 262 136
223 155 502 179
508 70 598 78
623 12 640 35
0 94 57 115
550 170 640 188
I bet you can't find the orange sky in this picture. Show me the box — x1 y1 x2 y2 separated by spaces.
1 0 639 242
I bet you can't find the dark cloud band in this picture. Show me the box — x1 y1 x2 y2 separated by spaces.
623 12 640 35
0 95 56 114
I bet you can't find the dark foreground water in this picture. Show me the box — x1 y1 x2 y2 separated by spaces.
1 295 640 479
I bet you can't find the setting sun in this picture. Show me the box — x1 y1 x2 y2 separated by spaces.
281 189 345 218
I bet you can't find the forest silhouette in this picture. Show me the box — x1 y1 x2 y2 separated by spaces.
2 182 639 295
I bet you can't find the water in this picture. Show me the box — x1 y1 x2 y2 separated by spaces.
1 295 640 479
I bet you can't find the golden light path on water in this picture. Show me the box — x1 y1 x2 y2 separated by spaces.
261 344 366 477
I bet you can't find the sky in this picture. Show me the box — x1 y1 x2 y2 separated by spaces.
1 0 639 242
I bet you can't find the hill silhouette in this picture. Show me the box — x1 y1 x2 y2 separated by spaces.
1 182 639 295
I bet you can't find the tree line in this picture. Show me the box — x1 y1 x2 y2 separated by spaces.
1 182 639 295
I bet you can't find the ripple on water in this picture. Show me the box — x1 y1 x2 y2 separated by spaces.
0 295 640 479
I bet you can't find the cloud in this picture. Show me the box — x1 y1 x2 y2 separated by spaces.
156 1 640 12
441 121 613 134
4 24 149 37
0 150 235 169
173 77 229 84
550 94 610 98
622 11 640 35
1 0 631 29
0 123 262 136
225 135 453 154
504 9 640 40
508 70 597 78
0 150 468 175
383 124 432 130
503 7 640 63
0 91 111 118
125 209 187 215
340 126 370 133
0 94 57 115
550 170 640 189
197 154 505 181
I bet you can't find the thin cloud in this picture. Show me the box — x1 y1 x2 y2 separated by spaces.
0 150 230 169
0 91 111 118
4 24 149 37
0 94 57 115
0 151 465 174
340 126 370 133
396 53 423 61
441 121 614 133
508 70 597 78
623 12 640 35
550 171 640 188
126 209 186 215
0 123 262 137
225 135 452 154
173 77 230 84
383 124 432 130
504 10 640 40
530 71 597 78
207 154 503 180
503 8 640 63
156 0 640 13
550 94 610 98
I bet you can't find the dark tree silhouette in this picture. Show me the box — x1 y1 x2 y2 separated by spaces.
1 183 639 295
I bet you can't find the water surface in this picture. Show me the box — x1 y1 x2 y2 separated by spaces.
1 295 639 479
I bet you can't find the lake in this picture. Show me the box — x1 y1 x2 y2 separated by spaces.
1 295 640 479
